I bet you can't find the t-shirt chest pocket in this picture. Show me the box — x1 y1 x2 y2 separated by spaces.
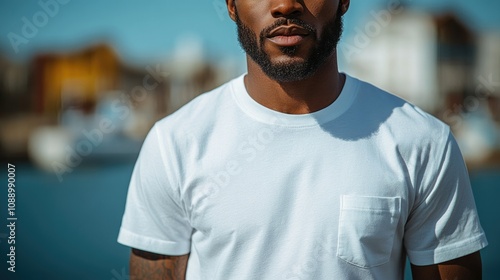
337 195 401 268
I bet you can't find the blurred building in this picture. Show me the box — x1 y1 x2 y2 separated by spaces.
32 44 119 116
0 55 45 159
342 10 437 112
345 10 480 115
0 55 30 116
457 32 500 166
168 35 220 113
0 37 227 167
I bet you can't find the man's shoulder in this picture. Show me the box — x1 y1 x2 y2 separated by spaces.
156 77 239 131
351 76 450 145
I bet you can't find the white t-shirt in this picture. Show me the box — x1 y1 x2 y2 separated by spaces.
118 74 487 279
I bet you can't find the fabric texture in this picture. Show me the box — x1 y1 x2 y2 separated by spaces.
118 74 487 279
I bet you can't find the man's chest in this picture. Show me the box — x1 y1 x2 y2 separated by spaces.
181 135 412 238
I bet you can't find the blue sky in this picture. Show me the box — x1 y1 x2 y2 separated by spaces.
1 0 500 64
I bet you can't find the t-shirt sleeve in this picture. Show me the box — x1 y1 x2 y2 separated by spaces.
404 129 488 266
117 124 192 255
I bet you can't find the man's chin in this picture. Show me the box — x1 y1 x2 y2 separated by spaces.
260 62 315 83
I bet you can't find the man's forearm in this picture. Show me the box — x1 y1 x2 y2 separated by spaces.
130 248 189 280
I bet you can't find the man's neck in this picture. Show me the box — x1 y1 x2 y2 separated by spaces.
243 53 345 115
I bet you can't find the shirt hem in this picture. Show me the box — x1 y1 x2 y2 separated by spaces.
407 233 488 265
117 227 191 256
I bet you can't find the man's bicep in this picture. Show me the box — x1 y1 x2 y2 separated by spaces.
130 248 190 280
410 251 482 280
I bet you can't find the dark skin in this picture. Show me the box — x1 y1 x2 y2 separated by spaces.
129 248 189 280
234 0 348 114
129 0 483 279
411 252 482 280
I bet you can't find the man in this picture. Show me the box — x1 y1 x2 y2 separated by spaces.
118 0 488 279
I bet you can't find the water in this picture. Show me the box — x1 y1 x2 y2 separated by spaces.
468 169 500 277
0 162 134 280
0 162 498 279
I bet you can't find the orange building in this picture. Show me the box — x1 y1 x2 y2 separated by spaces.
32 44 119 115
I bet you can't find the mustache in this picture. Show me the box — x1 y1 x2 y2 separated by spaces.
260 18 317 38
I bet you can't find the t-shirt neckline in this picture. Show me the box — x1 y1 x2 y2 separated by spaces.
231 73 359 127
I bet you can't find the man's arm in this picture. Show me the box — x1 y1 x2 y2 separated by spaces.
130 248 189 280
411 251 482 280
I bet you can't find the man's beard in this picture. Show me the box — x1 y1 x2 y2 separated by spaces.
235 5 344 83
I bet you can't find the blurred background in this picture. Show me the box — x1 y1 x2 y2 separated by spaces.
0 0 499 279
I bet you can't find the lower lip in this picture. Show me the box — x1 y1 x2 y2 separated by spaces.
268 35 306 47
